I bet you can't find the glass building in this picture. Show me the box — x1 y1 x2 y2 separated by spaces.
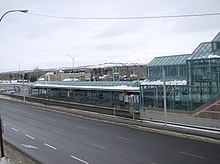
140 32 220 111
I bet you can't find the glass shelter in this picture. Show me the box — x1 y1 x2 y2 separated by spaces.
31 81 140 111
141 32 220 111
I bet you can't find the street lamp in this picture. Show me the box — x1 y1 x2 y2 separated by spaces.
14 63 26 101
15 63 23 80
67 55 78 80
0 9 28 159
1 10 28 102
0 10 28 22
1 8 27 101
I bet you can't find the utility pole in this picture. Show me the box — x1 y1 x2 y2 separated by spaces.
22 73 26 101
163 68 167 125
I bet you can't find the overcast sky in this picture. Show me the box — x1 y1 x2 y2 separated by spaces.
0 0 220 72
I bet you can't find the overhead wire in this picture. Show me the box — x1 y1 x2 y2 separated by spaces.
27 12 220 20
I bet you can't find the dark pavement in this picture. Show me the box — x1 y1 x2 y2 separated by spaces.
0 99 219 164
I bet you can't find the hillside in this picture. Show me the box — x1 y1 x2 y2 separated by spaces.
0 63 146 82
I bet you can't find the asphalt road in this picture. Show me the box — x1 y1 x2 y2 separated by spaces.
0 99 219 164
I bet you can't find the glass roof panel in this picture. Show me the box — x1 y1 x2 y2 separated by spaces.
148 54 190 66
163 56 170 65
149 32 220 64
212 32 220 41
189 42 213 60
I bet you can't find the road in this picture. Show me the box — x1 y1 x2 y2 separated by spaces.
0 99 219 164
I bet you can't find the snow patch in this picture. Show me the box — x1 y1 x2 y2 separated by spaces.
141 79 187 86
207 54 220 58
34 83 139 91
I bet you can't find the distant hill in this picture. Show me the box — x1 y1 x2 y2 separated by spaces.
0 62 146 82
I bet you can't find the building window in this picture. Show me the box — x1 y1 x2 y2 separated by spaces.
212 41 220 51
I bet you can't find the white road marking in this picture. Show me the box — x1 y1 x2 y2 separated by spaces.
3 123 6 126
21 144 39 149
70 155 89 164
116 136 133 141
44 143 57 150
179 151 206 159
29 122 37 126
89 143 106 149
75 125 87 130
49 118 57 122
11 128 19 132
25 134 35 140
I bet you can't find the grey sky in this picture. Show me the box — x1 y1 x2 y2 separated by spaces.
0 0 220 72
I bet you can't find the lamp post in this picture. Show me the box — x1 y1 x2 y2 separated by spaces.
0 9 28 159
67 55 78 80
15 63 25 101
0 10 28 22
15 63 23 80
1 10 28 101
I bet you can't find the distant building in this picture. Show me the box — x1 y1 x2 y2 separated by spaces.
43 70 91 81
44 72 56 81
140 32 220 111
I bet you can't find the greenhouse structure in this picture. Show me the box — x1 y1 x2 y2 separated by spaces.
140 32 220 111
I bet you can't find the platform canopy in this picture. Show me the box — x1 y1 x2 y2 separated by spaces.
33 81 140 92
